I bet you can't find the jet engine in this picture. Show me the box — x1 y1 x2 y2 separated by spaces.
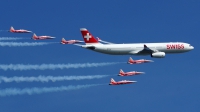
151 52 165 58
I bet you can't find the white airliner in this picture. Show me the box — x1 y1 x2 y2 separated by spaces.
78 28 194 58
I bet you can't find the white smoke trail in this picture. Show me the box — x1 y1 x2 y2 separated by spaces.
0 75 109 83
0 30 8 32
0 84 102 96
0 42 53 47
0 37 28 41
0 62 122 71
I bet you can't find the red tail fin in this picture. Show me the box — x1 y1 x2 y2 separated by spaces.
61 38 66 44
128 57 134 64
10 26 14 32
110 78 116 83
80 28 99 44
32 33 38 40
119 69 124 75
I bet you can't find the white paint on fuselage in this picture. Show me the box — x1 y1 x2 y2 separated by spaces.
83 42 194 55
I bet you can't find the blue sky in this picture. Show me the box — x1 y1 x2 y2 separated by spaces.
0 0 199 112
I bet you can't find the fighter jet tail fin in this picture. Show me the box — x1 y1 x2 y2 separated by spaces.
128 57 134 64
110 78 116 83
10 26 14 32
32 33 37 40
61 38 66 44
119 69 124 74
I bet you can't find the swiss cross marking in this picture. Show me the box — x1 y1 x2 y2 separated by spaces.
84 33 91 41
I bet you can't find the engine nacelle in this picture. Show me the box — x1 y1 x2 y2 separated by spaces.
151 52 165 58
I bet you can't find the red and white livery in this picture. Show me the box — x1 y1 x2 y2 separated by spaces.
32 33 55 40
128 57 153 64
80 28 99 45
60 38 83 44
9 26 32 33
79 28 194 58
109 78 137 85
118 69 145 76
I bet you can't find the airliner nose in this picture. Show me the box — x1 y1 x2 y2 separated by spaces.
190 46 194 50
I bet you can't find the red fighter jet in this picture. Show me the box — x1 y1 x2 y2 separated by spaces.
60 38 83 44
9 26 32 33
118 69 145 76
128 57 154 64
109 78 137 85
32 33 55 40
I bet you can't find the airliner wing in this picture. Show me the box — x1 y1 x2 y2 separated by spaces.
134 45 158 54
141 45 155 52
129 50 141 54
73 44 96 49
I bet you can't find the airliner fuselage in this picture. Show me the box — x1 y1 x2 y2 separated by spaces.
83 42 194 55
79 28 194 58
